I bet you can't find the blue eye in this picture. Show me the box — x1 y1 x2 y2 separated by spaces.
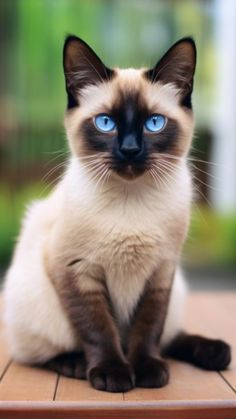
144 114 166 132
94 114 116 132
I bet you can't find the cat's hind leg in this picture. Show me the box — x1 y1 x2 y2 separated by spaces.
44 351 87 379
163 332 231 371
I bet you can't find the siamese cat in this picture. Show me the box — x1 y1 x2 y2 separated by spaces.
4 36 231 392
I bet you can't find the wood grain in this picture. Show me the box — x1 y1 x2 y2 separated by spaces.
0 292 235 418
55 376 124 402
184 293 236 392
0 402 236 419
0 296 11 380
0 362 57 401
124 359 233 401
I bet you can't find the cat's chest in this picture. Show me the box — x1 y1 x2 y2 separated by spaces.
79 202 168 280
94 229 161 324
100 231 160 277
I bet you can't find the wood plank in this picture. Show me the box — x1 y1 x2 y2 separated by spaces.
0 361 57 401
124 359 233 401
0 296 11 379
0 292 235 408
185 293 236 392
125 292 236 402
55 376 124 402
0 401 236 419
55 293 235 402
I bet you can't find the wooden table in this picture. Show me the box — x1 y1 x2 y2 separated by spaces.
0 292 235 418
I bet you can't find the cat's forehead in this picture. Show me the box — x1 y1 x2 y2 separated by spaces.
77 67 181 118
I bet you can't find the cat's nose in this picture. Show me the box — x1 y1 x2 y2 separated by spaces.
119 135 141 159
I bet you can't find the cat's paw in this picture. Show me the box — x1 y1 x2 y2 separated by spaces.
44 351 87 379
134 356 169 388
89 361 135 392
193 339 231 371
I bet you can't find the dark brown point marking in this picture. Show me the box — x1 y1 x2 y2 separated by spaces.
63 35 114 109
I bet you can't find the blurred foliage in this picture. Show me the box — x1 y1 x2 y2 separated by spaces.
0 183 48 267
0 0 235 273
1 182 236 271
185 208 236 271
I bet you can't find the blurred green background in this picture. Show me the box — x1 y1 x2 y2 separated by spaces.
0 0 236 283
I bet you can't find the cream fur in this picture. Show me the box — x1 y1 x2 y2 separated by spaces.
3 68 194 364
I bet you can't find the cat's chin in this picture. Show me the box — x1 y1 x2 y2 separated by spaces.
112 165 147 181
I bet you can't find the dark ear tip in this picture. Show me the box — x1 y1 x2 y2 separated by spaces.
63 35 90 67
64 34 82 49
179 36 196 45
63 34 93 50
175 37 197 57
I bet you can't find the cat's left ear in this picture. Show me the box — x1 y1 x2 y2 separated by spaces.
63 35 114 108
145 38 196 108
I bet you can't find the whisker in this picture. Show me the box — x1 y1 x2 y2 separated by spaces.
150 166 170 192
78 154 107 161
152 152 224 167
39 170 66 198
193 183 213 209
149 169 161 189
44 152 69 167
41 161 66 184
189 162 219 180
92 164 108 192
191 175 218 191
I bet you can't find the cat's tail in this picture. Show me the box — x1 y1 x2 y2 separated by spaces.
163 331 231 371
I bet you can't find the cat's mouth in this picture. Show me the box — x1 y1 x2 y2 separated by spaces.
112 162 147 180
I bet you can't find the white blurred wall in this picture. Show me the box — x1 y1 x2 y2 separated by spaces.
211 0 236 211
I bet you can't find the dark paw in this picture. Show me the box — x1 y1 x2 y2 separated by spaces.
44 351 87 379
89 360 134 392
134 356 169 388
193 339 231 371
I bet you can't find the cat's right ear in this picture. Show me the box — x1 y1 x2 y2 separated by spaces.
145 38 196 109
63 35 114 109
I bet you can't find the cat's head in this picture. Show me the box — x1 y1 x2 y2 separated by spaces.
63 36 196 182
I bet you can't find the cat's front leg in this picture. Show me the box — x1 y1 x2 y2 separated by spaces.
127 261 175 388
52 264 134 392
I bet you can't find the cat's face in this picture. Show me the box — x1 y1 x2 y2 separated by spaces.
63 36 196 182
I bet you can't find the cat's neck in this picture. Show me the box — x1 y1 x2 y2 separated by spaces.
60 156 191 214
